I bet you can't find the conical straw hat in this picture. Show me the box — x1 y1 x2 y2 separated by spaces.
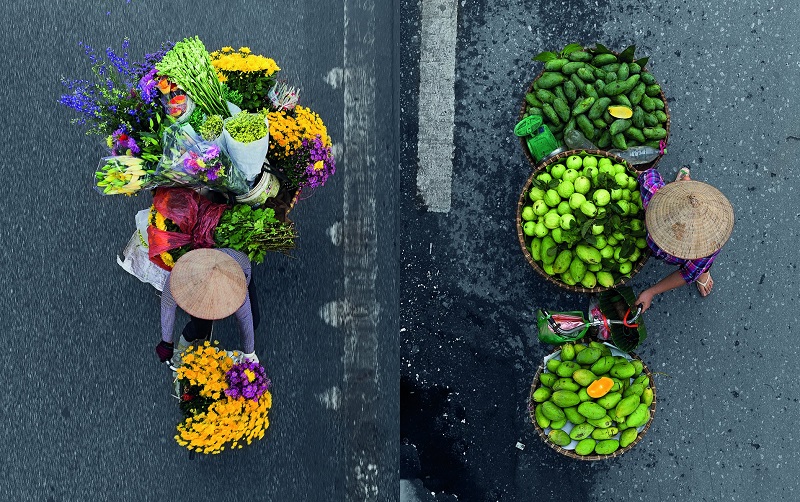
169 249 247 320
645 180 734 260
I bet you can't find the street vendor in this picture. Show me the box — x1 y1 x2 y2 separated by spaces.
154 248 261 364
634 167 734 312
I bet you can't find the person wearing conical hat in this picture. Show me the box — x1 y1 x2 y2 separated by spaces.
154 248 261 365
634 167 734 312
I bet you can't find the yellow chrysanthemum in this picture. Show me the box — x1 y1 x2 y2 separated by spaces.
267 106 331 161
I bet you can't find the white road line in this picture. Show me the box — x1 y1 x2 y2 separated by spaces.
416 0 458 213
343 0 380 499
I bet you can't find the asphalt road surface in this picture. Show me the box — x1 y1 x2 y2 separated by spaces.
401 0 800 501
0 1 397 501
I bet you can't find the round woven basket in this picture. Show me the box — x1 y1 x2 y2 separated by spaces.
516 149 651 293
527 346 657 460
518 63 670 171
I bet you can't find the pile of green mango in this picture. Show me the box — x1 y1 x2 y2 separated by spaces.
520 152 647 288
524 44 668 150
530 341 655 457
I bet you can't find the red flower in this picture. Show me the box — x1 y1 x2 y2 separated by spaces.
118 133 128 141
182 393 193 401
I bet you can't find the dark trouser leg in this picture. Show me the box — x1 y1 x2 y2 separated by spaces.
183 317 213 342
248 276 261 330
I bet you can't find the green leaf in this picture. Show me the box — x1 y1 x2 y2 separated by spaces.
532 51 558 62
581 220 592 238
610 203 624 215
561 43 584 56
618 45 636 63
634 57 649 69
546 246 558 257
585 234 598 246
591 43 612 55
620 241 634 259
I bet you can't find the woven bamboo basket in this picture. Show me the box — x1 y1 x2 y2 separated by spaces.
518 60 670 171
516 149 650 293
527 345 657 460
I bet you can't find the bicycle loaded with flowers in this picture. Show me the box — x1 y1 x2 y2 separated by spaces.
60 37 337 453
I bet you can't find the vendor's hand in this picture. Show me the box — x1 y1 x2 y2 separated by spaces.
242 352 259 364
156 341 174 363
635 290 655 313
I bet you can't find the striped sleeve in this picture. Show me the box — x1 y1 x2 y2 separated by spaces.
678 250 719 284
637 169 665 210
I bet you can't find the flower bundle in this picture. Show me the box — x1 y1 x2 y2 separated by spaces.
62 37 337 201
174 341 272 454
148 205 190 268
95 156 153 195
211 47 280 112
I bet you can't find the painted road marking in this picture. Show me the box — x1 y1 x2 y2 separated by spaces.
343 0 380 499
416 0 458 213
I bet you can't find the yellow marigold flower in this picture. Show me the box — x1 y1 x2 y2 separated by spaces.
221 46 234 52
239 47 251 54
161 252 175 268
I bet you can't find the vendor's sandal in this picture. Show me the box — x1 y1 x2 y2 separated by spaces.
675 166 691 182
696 273 713 297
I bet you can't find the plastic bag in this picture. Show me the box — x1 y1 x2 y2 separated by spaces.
221 112 270 183
147 187 228 270
117 209 169 290
537 310 589 345
154 123 249 195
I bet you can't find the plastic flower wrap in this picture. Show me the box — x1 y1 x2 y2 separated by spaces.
95 156 154 196
155 122 249 194
174 341 272 454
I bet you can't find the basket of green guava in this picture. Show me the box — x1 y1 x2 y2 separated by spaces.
516 149 650 293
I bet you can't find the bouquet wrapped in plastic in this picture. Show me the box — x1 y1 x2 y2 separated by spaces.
155 123 249 195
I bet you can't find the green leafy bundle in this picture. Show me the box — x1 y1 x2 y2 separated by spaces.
156 37 230 118
214 204 296 263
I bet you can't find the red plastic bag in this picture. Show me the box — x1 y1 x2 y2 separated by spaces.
147 187 228 270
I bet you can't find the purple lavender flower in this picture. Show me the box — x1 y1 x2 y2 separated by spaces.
292 135 336 189
224 362 271 401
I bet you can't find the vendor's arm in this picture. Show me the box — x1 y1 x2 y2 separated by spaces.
160 278 178 344
635 270 687 312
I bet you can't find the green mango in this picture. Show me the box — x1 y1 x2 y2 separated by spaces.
577 402 606 420
560 343 575 361
631 360 644 377
545 358 561 373
614 395 641 419
575 244 602 265
534 404 551 429
575 347 602 365
590 355 615 375
571 369 598 387
537 72 567 89
538 372 557 388
544 58 569 71
541 236 557 265
619 428 638 448
552 390 581 408
541 401 565 421
596 391 622 410
625 403 651 428
549 416 568 430
573 343 587 354
632 374 650 387
578 387 591 402
563 406 586 425
553 249 573 274
569 422 595 441
609 378 623 393
586 415 614 429
552 378 581 392
548 429 571 446
569 258 587 283
532 387 552 403
623 383 645 398
641 387 654 407
556 361 581 378
591 427 619 440
575 438 596 456
594 439 620 455
610 362 636 379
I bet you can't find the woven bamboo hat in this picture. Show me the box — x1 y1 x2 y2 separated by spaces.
169 249 247 320
645 180 734 260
